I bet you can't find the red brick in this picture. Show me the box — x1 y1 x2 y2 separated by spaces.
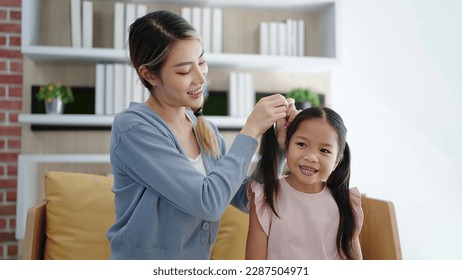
9 217 15 229
9 61 22 72
0 10 6 20
8 112 19 122
7 165 17 176
9 10 21 21
7 139 20 149
7 244 17 257
0 86 5 96
0 190 3 200
8 87 21 97
0 152 18 162
0 205 15 215
0 179 16 189
0 0 22 8
0 23 21 33
0 218 6 230
0 49 22 59
9 35 21 47
0 232 15 242
0 100 21 110
6 191 16 202
0 112 4 122
0 126 21 136
0 74 22 84
0 165 4 174
0 61 6 71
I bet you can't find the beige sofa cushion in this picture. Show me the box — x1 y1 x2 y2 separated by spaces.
211 205 249 260
44 171 115 260
42 171 249 260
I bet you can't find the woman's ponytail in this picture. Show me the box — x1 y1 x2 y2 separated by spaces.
194 109 220 158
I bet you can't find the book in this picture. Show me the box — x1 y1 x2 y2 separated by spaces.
113 63 125 113
211 8 223 53
113 2 125 49
125 3 136 49
181 7 192 24
124 64 133 109
95 64 105 115
278 22 286 56
269 22 278 56
132 68 143 103
259 22 269 55
70 0 82 48
136 4 148 19
191 7 201 36
104 64 114 115
297 19 305 56
201 7 212 53
82 1 93 48
243 73 255 118
228 72 239 117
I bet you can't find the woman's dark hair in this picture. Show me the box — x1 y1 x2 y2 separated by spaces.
257 106 356 259
128 10 220 157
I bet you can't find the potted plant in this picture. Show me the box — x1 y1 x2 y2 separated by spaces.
36 82 74 114
285 87 320 110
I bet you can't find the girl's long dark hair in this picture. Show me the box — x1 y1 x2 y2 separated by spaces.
256 107 357 259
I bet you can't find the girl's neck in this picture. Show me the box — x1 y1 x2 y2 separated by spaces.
284 175 325 194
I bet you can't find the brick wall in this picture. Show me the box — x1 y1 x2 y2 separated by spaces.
0 0 22 260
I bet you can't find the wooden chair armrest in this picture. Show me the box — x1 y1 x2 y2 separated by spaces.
23 202 46 260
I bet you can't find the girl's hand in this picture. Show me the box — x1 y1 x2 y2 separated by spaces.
276 98 300 149
241 94 288 140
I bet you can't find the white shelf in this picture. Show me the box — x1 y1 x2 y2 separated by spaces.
19 114 246 129
22 46 335 72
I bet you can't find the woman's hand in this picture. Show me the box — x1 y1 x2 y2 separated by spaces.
276 98 300 149
240 94 288 140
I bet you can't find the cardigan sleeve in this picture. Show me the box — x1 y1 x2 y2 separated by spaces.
111 115 258 222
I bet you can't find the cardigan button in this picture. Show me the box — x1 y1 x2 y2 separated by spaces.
202 222 210 230
201 235 208 245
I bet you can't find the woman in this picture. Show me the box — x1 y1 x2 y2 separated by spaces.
107 10 296 259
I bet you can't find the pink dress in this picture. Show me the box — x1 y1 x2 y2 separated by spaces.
249 177 364 260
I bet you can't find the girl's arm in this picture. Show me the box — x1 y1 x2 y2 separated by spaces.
351 238 363 260
245 195 268 260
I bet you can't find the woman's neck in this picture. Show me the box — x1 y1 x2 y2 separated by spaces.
145 96 189 128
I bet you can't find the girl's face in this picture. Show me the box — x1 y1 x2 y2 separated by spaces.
152 39 208 110
285 118 340 193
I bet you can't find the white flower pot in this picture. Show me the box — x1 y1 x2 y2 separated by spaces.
45 98 64 114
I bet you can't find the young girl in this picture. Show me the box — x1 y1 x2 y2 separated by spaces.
246 107 364 260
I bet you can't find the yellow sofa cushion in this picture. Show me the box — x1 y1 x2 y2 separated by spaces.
44 171 115 260
211 205 249 260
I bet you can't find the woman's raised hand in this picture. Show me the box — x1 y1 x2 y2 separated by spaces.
240 94 288 140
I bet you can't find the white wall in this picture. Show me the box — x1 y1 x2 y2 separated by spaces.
332 0 462 259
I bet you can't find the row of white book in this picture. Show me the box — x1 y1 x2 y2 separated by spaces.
228 72 255 118
70 0 93 48
260 19 305 56
95 63 149 115
69 0 148 49
181 7 223 54
113 2 148 49
94 66 254 117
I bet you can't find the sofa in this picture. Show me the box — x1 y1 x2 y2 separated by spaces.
22 171 401 260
